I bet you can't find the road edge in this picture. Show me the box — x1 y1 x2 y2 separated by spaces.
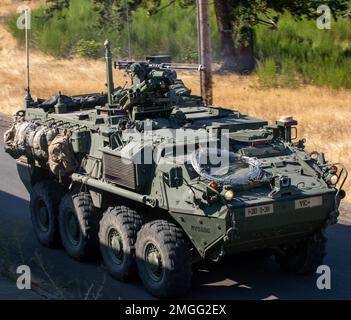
0 274 45 300
0 112 12 127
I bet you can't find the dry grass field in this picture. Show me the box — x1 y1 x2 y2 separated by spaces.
0 1 350 204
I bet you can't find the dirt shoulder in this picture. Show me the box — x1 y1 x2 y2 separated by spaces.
0 112 12 127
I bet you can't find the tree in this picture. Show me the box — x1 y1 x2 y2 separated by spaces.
45 0 349 73
212 0 349 73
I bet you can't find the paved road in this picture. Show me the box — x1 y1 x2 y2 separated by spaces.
0 275 42 300
0 126 350 300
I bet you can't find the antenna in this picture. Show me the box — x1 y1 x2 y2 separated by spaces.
24 8 33 108
104 40 115 106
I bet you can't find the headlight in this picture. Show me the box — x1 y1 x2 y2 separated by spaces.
329 175 339 185
224 190 234 201
310 151 319 160
280 176 291 188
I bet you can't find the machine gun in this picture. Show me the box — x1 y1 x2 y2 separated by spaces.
115 59 204 73
115 59 203 86
104 41 202 115
114 60 204 72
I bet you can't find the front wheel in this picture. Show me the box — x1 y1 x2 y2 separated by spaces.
135 220 192 298
99 206 143 281
275 230 327 275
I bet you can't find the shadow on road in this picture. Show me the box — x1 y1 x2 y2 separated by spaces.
0 190 351 300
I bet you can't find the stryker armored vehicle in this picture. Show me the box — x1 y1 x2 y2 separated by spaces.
4 41 347 298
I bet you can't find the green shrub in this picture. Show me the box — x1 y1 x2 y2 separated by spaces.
257 58 277 87
74 40 103 58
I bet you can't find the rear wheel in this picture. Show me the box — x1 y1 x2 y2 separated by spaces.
30 180 62 247
58 192 100 261
135 220 192 298
99 206 143 281
275 230 327 275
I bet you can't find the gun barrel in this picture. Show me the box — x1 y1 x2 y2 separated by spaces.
115 61 135 69
115 61 203 72
157 63 204 71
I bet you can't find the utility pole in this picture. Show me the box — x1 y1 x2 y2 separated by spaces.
197 0 213 105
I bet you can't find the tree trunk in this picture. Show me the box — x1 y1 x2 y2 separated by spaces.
213 0 256 73
213 0 237 71
233 24 256 74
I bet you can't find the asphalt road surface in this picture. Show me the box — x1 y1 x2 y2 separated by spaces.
0 125 350 300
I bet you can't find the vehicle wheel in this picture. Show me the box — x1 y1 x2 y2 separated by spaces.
59 192 100 261
30 180 62 247
135 220 192 298
275 230 327 275
99 206 143 281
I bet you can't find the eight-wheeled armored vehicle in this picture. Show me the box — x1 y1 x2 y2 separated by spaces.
3 41 348 298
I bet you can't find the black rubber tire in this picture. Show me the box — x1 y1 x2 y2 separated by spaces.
135 220 192 298
275 230 327 275
30 180 62 247
99 206 143 281
58 192 100 261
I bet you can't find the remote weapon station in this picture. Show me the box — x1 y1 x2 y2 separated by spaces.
4 39 347 297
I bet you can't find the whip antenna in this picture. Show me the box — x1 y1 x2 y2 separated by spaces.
24 8 33 108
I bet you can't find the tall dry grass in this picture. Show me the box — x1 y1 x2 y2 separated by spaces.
184 74 351 204
0 1 350 204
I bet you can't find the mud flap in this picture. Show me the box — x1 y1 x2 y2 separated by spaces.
16 159 34 194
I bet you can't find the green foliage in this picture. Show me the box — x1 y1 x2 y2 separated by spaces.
74 40 103 58
44 0 349 49
255 13 351 89
6 0 351 89
257 58 277 87
8 1 99 57
214 0 349 48
112 2 200 60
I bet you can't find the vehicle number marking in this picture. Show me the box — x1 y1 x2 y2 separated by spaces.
245 204 274 217
295 196 323 209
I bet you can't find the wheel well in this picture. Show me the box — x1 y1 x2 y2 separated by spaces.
72 187 200 261
94 193 200 260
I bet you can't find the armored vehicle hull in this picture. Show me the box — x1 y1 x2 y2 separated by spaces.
4 43 347 298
